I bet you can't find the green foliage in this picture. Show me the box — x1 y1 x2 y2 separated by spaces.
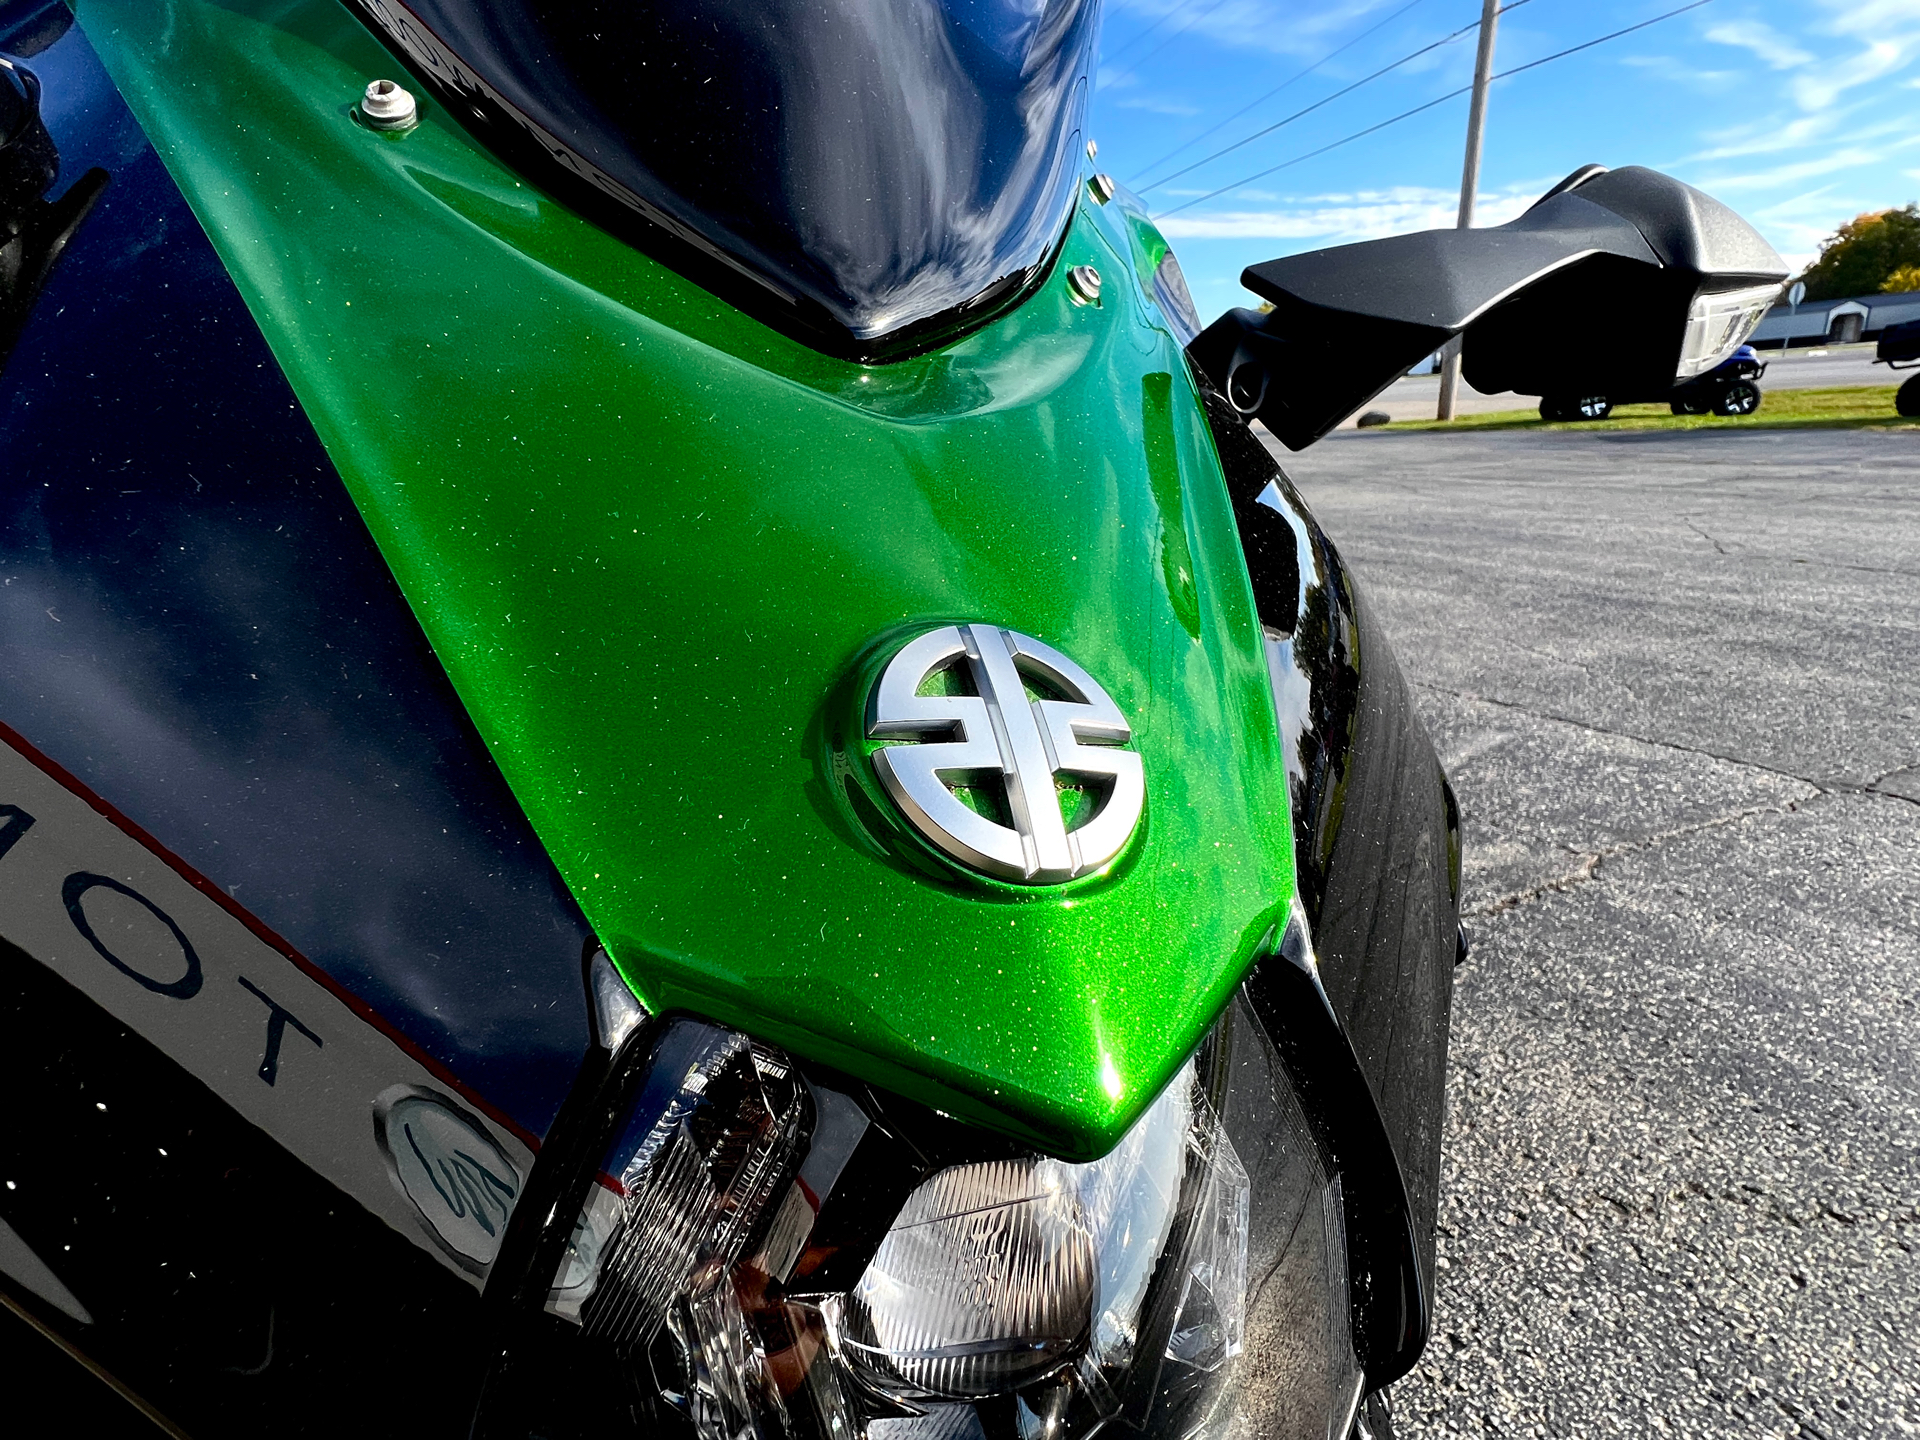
1799 205 1920 300
1882 263 1920 295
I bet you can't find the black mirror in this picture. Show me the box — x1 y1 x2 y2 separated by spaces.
1188 165 1788 450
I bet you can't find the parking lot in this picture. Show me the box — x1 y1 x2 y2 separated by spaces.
1275 424 1920 1437
1360 346 1898 424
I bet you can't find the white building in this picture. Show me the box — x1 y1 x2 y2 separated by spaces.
1749 289 1920 348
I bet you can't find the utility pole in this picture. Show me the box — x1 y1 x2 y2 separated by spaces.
1437 0 1500 421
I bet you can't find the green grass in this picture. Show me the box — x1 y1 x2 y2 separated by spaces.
1390 384 1920 434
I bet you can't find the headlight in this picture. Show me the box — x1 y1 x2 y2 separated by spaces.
477 981 1366 1440
841 1155 1101 1400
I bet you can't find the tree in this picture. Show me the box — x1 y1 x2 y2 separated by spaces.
1884 264 1920 296
1799 205 1920 300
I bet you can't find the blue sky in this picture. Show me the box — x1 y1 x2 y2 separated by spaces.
1089 0 1920 312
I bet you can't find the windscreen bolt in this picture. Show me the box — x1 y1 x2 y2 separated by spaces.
1067 264 1102 305
359 78 418 132
1088 173 1116 205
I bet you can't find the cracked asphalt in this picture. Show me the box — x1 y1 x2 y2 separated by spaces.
1272 426 1920 1438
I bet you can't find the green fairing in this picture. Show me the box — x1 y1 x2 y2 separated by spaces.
78 0 1296 1158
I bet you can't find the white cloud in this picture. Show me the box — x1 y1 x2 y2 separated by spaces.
1103 0 1443 63
1793 39 1907 110
1619 54 1739 88
1691 106 1901 162
1703 20 1813 69
1155 182 1539 241
1789 0 1920 110
1698 148 1888 191
1116 95 1201 115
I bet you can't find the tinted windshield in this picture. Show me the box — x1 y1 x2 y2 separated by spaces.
353 0 1100 357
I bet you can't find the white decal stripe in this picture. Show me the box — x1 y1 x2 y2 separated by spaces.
0 732 535 1285
0 1213 93 1325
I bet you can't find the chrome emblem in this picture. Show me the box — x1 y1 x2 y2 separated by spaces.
867 626 1144 884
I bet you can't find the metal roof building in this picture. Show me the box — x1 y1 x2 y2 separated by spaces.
1750 289 1920 348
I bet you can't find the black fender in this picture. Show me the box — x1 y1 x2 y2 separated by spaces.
1198 379 1458 1386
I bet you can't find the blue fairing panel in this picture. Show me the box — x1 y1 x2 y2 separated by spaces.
0 4 593 1143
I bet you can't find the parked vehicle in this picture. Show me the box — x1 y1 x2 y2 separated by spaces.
1538 392 1619 421
0 1 1786 1436
1536 342 1768 422
1667 344 1766 416
1877 318 1920 417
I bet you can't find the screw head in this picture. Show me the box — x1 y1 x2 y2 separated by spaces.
1066 264 1102 305
1088 173 1116 205
360 78 419 131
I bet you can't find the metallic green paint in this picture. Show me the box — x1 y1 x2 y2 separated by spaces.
78 0 1295 1158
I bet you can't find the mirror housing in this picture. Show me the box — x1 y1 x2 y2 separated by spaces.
1188 166 1788 450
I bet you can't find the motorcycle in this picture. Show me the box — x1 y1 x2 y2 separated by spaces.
0 1 1785 1436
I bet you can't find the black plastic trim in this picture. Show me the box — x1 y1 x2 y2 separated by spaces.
1242 926 1427 1384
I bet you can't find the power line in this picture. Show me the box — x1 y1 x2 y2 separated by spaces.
1138 0 1533 194
1101 0 1205 67
1154 0 1717 218
1156 89 1468 214
1117 0 1239 79
1135 0 1437 184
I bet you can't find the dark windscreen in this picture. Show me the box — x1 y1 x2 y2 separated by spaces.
353 0 1100 356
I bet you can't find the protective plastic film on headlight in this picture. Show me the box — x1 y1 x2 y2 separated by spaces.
478 999 1361 1440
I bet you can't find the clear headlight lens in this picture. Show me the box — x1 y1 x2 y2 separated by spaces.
1675 282 1782 379
842 1156 1098 1399
487 995 1357 1440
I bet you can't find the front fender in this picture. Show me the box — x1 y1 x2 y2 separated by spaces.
1197 381 1459 1384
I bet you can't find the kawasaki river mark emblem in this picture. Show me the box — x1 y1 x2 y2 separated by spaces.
866 626 1143 884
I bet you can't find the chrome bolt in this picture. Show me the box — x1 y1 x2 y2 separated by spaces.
1085 138 1098 161
1066 264 1102 305
1088 173 1116 205
360 78 418 131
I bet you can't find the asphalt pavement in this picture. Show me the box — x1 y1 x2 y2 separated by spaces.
1273 424 1920 1437
1357 345 1902 425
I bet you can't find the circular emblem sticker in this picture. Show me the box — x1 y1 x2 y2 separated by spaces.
866 625 1144 884
373 1086 521 1273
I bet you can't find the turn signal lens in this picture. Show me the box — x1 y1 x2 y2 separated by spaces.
545 1022 812 1336
1676 282 1782 379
